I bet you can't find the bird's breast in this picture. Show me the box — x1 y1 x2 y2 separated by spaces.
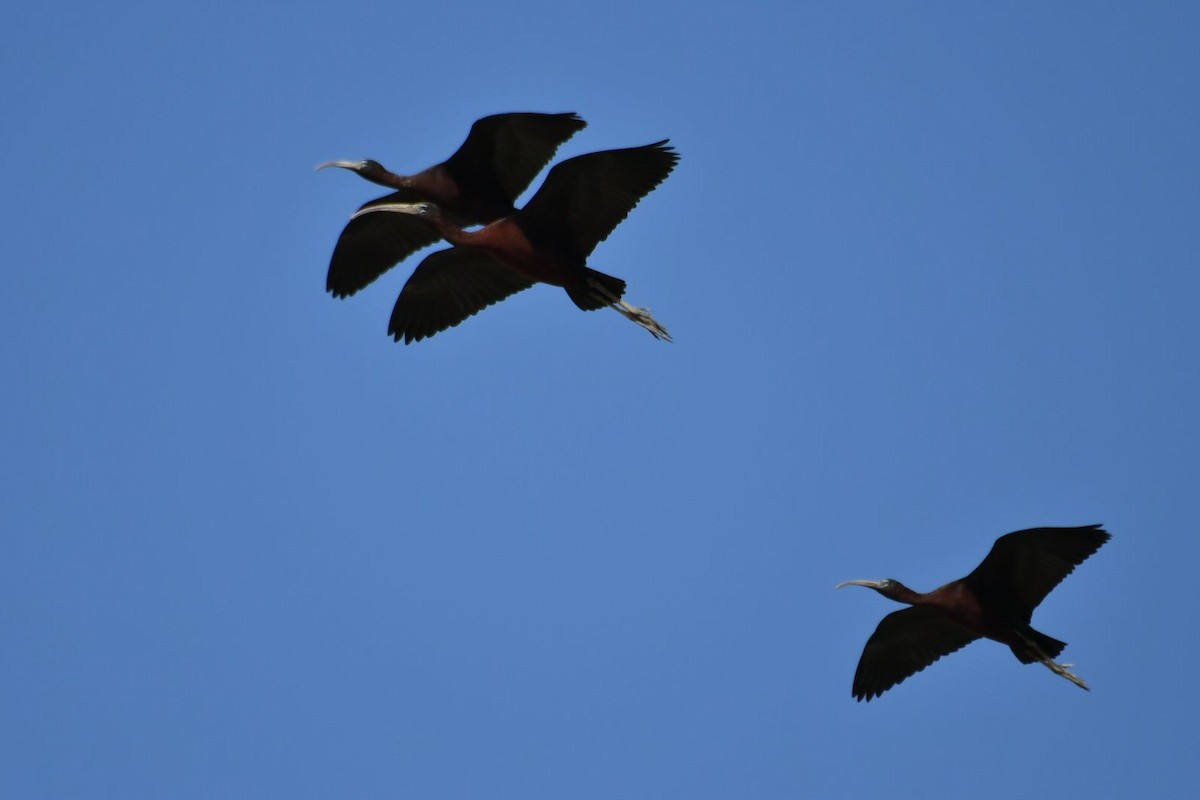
475 232 575 287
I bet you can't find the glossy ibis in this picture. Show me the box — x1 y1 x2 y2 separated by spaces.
838 524 1110 701
317 112 587 298
351 140 679 343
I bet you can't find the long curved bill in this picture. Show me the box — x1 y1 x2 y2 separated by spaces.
315 160 368 172
349 203 424 221
835 579 886 590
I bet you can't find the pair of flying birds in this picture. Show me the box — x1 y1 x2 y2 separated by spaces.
318 114 1111 702
318 112 676 344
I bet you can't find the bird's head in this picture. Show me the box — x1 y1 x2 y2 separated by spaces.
315 159 397 186
836 578 906 602
349 201 441 223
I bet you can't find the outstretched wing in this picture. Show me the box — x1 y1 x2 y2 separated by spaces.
442 112 588 201
964 525 1110 615
388 247 535 344
851 606 980 702
326 190 440 298
516 141 679 262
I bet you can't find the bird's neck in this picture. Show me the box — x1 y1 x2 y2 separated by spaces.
366 169 414 190
431 216 475 247
887 582 927 606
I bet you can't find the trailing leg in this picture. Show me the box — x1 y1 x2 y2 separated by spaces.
583 272 672 342
1019 631 1090 691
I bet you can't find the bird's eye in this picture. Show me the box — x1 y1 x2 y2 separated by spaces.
418 203 432 214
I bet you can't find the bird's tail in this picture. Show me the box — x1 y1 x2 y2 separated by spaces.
567 268 626 311
1013 627 1067 664
567 268 672 342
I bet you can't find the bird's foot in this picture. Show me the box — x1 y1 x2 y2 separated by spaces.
611 300 672 342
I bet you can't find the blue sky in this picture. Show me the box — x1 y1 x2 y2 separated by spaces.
3 2 1198 797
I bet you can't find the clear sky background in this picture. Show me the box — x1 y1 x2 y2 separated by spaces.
3 2 1198 798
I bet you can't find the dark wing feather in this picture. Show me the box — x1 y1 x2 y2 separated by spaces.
963 525 1110 615
388 247 535 344
516 141 679 261
326 190 440 298
442 112 588 201
852 606 980 702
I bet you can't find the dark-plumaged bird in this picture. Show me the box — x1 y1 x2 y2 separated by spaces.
837 524 1110 701
351 140 679 344
317 112 587 298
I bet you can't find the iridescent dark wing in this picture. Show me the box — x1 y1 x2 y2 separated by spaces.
516 141 679 262
388 247 534 344
325 190 439 298
964 525 1110 615
852 606 981 701
442 112 588 201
